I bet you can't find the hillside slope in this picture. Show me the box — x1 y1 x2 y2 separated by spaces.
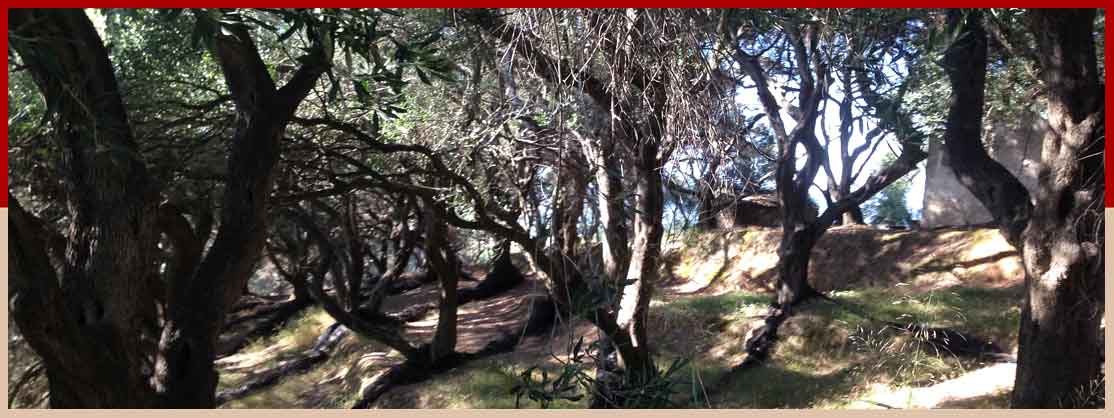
664 225 1022 294
365 225 1027 409
7 226 1029 409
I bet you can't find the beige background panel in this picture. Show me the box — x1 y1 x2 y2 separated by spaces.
3 208 8 408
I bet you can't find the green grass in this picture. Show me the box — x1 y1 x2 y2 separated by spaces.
662 292 772 321
384 358 586 408
241 307 336 355
647 284 1023 409
214 276 1022 409
818 285 1024 351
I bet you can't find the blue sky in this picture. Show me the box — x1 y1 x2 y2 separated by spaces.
728 60 926 220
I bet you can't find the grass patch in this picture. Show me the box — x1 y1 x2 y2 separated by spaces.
242 307 336 355
222 334 383 409
650 284 1022 409
819 285 1023 351
715 361 863 408
380 357 585 409
216 252 1022 410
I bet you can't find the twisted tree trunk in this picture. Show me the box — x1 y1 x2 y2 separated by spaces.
10 9 329 408
1010 9 1105 408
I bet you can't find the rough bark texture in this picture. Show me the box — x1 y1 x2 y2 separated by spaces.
424 203 461 364
1011 8 1105 408
9 9 160 408
156 13 329 406
10 9 331 408
590 135 632 280
612 142 665 384
940 9 1033 246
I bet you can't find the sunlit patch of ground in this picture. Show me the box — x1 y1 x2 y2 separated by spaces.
216 307 337 374
379 278 1022 409
851 363 1015 409
647 265 1024 409
5 226 1031 408
218 325 402 409
316 227 1028 409
663 225 1023 296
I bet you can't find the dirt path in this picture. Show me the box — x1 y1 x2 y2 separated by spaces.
378 273 549 353
854 363 1015 409
216 274 551 408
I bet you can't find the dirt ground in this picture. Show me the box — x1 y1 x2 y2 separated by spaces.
9 225 1032 409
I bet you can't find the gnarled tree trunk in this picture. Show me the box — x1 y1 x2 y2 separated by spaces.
9 9 161 408
1011 8 1105 408
939 9 1033 246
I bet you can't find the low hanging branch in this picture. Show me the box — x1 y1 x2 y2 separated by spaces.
215 322 350 405
286 206 425 361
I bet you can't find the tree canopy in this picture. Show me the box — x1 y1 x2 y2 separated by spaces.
7 8 1104 409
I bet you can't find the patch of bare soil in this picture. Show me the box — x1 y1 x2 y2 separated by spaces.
217 271 556 408
854 363 1015 409
400 277 550 352
663 225 1024 296
213 226 1028 409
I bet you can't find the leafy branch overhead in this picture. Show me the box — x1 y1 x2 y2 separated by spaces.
6 7 1103 410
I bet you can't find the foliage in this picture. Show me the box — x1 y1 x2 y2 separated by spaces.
863 153 916 225
510 336 697 409
6 7 1105 410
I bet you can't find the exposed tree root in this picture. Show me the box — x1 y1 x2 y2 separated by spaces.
216 257 508 359
390 303 438 323
216 322 349 405
223 298 304 329
217 298 314 357
220 246 550 409
350 294 558 409
350 329 525 409
8 360 45 408
458 247 526 305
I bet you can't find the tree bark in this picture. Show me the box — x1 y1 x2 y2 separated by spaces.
9 9 160 408
611 138 665 386
364 196 418 314
424 202 461 364
157 10 330 407
581 133 631 280
1011 8 1105 408
940 9 1033 246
